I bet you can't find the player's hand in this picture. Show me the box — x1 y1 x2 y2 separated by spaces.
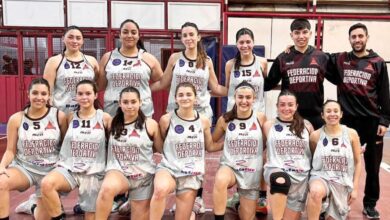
377 125 388 136
284 45 293 54
348 189 358 205
0 165 10 178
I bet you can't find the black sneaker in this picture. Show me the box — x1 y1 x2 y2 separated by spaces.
363 206 380 219
73 203 85 214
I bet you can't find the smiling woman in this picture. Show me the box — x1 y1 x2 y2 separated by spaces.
98 19 163 118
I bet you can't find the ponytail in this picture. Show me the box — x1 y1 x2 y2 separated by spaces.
111 107 125 140
290 111 305 139
223 104 238 122
234 51 241 71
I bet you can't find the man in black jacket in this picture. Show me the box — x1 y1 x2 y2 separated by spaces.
328 23 390 219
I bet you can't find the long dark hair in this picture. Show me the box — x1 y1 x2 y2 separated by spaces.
277 90 305 139
25 77 51 109
223 81 255 122
181 22 207 70
234 28 254 71
111 86 146 140
75 79 102 110
120 19 146 51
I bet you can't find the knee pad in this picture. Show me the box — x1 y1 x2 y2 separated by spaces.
269 172 291 195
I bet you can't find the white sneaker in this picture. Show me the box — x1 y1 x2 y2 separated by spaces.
118 200 131 215
15 194 37 214
192 196 206 214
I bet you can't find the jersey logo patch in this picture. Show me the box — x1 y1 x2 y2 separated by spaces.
45 121 56 130
23 122 29 130
179 59 185 67
129 129 140 138
93 122 102 129
310 57 318 66
112 59 121 66
73 120 79 128
323 137 328 146
235 159 248 167
364 63 374 71
249 122 257 130
64 62 70 69
175 125 184 134
133 60 141 67
253 70 260 77
83 64 89 70
228 122 236 131
274 124 283 132
341 142 347 148
234 70 240 78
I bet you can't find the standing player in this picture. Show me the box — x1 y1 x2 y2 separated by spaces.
307 100 361 220
263 90 313 220
327 23 390 219
43 26 100 114
99 19 163 117
224 27 269 215
0 78 67 220
264 18 337 129
212 81 266 220
150 82 222 220
95 86 163 220
40 80 111 220
151 21 227 120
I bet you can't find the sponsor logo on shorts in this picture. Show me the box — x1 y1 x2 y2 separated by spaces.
175 125 184 134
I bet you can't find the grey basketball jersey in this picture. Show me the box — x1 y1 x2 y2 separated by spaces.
58 109 106 175
53 54 95 114
167 52 212 119
15 107 61 175
106 121 155 179
264 118 311 183
158 110 205 178
220 112 263 189
104 48 153 117
311 126 355 190
227 56 265 112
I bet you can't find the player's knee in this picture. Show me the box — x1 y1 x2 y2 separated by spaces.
0 177 10 192
309 184 326 201
269 172 291 195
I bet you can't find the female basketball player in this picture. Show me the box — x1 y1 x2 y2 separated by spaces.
212 81 266 220
263 90 314 220
95 86 163 220
98 19 163 117
307 100 361 220
0 78 67 220
43 26 100 114
149 82 222 220
40 80 111 220
151 22 227 120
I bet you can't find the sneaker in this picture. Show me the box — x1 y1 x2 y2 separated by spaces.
363 206 380 219
118 200 131 215
226 192 240 212
255 197 268 215
15 194 37 214
73 203 85 215
192 196 206 214
112 195 127 213
169 203 176 213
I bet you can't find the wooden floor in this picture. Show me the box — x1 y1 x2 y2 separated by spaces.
3 136 390 219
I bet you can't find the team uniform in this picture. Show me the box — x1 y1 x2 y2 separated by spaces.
55 109 106 212
220 111 263 200
264 46 336 129
310 126 355 220
53 54 95 114
328 50 390 209
227 56 265 112
167 52 212 119
106 120 155 200
10 107 61 196
264 118 311 211
157 110 205 193
104 48 154 117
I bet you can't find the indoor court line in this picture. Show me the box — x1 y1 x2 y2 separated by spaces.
381 162 390 173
